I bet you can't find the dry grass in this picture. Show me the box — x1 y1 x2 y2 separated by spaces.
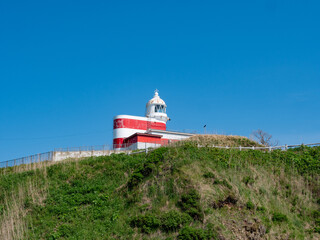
0 185 28 240
0 171 48 240
187 134 261 147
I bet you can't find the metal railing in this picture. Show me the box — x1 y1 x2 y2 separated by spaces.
1 141 320 169
204 143 320 151
54 144 113 152
0 152 53 169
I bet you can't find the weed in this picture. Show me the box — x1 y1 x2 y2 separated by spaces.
213 179 232 189
246 201 255 210
272 212 288 223
203 172 215 179
242 176 255 186
257 206 266 212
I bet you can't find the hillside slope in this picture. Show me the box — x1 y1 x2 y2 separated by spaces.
0 142 319 239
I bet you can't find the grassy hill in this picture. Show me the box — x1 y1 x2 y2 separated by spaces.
0 138 319 239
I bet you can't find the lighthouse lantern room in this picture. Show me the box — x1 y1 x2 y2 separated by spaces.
113 90 193 150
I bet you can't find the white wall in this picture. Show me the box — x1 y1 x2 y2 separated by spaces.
52 150 129 162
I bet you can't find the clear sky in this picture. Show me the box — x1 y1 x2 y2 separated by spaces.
0 0 320 161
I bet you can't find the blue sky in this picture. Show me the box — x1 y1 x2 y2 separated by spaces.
0 0 320 160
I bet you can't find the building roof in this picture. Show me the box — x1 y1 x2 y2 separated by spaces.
124 132 163 142
147 129 195 137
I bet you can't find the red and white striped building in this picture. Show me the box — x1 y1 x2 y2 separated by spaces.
113 90 193 150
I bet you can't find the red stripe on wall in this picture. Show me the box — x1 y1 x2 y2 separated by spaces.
113 118 166 131
113 138 124 145
113 137 179 149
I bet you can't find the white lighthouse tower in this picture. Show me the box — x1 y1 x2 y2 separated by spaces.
145 89 170 123
113 90 192 150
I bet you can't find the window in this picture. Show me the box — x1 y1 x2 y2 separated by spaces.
155 105 165 113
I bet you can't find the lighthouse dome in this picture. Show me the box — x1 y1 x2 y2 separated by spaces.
145 90 169 123
147 90 166 106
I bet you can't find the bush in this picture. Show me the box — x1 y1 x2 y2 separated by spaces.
178 189 203 221
272 212 288 223
147 147 168 164
127 172 144 189
161 210 192 232
127 147 168 189
178 226 215 240
130 210 192 233
246 201 255 210
130 213 161 233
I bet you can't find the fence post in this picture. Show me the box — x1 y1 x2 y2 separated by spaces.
269 146 272 152
252 146 255 150
285 144 288 151
239 146 242 151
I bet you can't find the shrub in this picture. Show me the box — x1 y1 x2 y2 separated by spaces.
57 224 73 238
127 147 168 189
130 213 161 233
178 226 215 240
130 210 192 233
178 189 203 221
272 212 288 223
127 172 144 189
246 201 255 210
161 210 192 232
147 147 168 164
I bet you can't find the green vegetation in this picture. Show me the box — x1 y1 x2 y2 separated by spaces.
0 140 319 239
272 212 288 223
130 210 192 233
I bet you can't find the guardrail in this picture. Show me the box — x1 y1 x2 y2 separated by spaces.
0 152 53 169
1 142 320 169
54 145 113 152
206 143 320 151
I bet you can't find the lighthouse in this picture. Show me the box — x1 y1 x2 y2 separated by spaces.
113 90 193 150
145 90 170 123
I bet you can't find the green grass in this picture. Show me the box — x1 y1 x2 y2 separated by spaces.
0 143 319 239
